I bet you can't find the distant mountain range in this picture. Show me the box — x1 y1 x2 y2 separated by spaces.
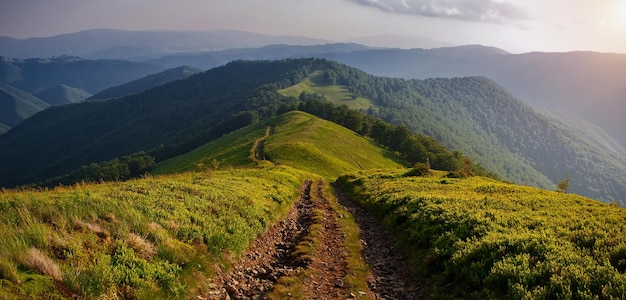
0 56 163 94
0 29 332 59
0 29 456 60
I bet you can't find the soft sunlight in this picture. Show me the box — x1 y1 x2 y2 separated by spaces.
615 1 626 27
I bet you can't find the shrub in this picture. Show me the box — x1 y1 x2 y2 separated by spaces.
126 233 156 260
403 162 430 177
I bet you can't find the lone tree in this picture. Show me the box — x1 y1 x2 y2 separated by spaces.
557 174 571 193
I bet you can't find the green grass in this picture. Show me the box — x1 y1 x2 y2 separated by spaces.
0 167 307 299
278 71 373 111
154 111 404 179
153 121 269 174
337 170 626 299
264 111 404 179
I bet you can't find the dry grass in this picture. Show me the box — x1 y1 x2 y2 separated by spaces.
73 219 111 241
23 248 62 281
126 233 156 260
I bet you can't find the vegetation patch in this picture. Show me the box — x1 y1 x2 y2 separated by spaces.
337 170 626 299
0 167 306 299
278 70 373 111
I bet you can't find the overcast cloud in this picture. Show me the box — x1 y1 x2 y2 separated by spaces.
347 0 529 23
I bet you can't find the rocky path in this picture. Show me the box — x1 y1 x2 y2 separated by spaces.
334 185 422 299
203 180 420 299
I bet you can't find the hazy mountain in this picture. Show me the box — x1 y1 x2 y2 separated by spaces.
0 122 9 135
0 55 164 94
0 29 332 59
88 65 202 100
0 83 49 127
541 110 626 158
346 34 455 49
34 84 91 105
144 43 372 69
0 59 624 204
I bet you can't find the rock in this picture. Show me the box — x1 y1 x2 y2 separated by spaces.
335 279 344 288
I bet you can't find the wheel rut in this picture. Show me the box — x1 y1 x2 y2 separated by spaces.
334 184 422 299
205 180 314 299
203 180 419 299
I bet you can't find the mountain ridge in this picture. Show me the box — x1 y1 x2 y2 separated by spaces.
88 65 202 100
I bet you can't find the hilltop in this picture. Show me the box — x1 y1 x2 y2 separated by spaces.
154 111 404 177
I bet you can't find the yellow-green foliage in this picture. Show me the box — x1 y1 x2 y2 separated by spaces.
0 167 304 299
278 70 373 111
337 170 626 299
153 121 269 174
264 111 404 179
154 111 404 179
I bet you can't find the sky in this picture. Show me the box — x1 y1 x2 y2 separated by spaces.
1 0 626 54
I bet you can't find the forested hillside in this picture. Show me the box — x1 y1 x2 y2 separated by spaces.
88 66 201 100
0 58 624 203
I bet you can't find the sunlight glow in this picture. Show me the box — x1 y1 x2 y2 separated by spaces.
615 1 626 27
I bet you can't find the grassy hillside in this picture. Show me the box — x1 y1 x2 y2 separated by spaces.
0 167 306 299
263 111 404 178
154 111 405 178
278 70 373 111
337 170 626 298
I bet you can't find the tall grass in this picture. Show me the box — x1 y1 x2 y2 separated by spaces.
0 167 306 299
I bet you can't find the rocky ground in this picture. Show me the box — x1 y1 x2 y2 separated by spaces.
203 180 420 299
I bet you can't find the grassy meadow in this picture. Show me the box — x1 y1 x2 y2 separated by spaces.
0 167 306 299
278 71 373 111
262 111 404 178
155 111 405 179
337 169 626 299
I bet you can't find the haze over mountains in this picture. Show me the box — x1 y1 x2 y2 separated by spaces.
0 29 624 203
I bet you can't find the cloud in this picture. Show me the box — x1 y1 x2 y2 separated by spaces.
347 0 529 23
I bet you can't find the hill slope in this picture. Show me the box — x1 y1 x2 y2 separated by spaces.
34 84 91 105
88 66 202 100
154 111 404 177
0 83 49 127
